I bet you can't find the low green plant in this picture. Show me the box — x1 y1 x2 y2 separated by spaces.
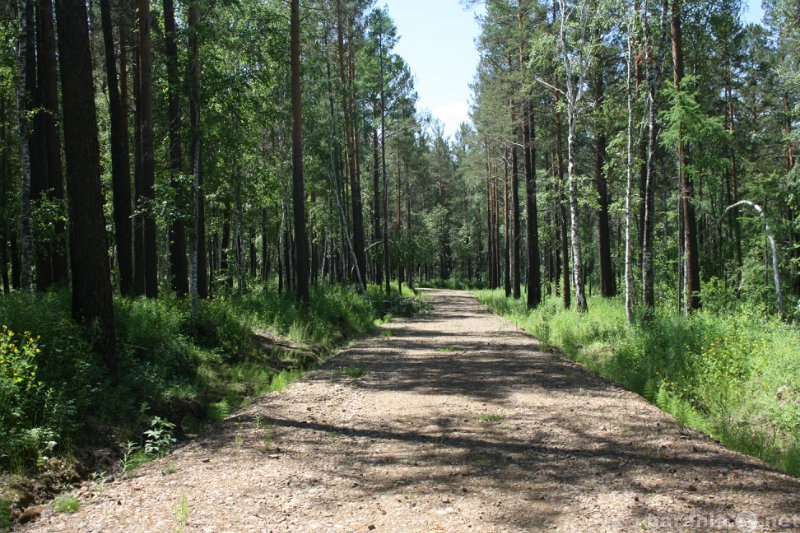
478 413 506 422
0 499 11 532
174 492 188 533
340 367 368 378
143 416 177 457
207 400 231 422
52 493 80 514
120 441 147 472
269 368 303 393
256 417 275 450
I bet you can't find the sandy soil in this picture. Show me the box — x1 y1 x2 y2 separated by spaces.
17 289 800 532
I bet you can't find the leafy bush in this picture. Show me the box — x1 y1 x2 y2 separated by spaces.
0 326 62 471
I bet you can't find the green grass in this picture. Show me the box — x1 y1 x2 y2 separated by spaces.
340 367 369 378
478 413 506 422
0 499 11 532
477 289 800 477
51 493 80 514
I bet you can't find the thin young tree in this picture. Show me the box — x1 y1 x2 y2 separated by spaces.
557 0 590 312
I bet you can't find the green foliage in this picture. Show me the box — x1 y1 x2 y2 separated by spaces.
340 367 368 378
143 417 177 457
0 499 11 532
52 493 80 514
0 282 415 474
480 289 800 477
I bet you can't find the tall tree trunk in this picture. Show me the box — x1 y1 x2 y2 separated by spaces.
55 0 116 369
336 0 366 290
485 145 496 289
555 91 570 308
671 0 700 313
163 0 188 295
558 0 588 313
35 0 67 288
510 99 521 300
640 0 668 322
101 0 134 296
524 99 541 309
379 29 390 296
624 22 636 325
1 95 11 293
16 0 34 291
188 0 207 306
503 149 511 298
137 0 157 297
291 0 309 302
371 124 383 285
593 64 614 298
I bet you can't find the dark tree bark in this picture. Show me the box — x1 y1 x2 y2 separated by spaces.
163 0 188 294
0 95 11 293
593 66 615 298
503 148 511 298
101 0 134 296
188 0 207 303
291 0 309 302
371 125 383 285
510 99 521 300
135 0 157 298
55 0 116 369
523 100 541 309
36 0 67 287
27 0 50 290
17 0 34 291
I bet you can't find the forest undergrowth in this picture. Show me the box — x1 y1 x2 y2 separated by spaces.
0 283 424 521
477 289 800 478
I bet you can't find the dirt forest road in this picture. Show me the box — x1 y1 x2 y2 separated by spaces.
20 289 800 532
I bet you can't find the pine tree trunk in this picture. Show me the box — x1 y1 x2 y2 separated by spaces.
136 0 157 298
16 0 34 292
671 0 700 313
510 101 521 300
336 0 366 290
101 0 134 296
1 95 11 293
35 0 67 288
503 148 511 298
55 0 116 369
523 100 541 309
291 0 309 302
371 124 383 285
593 66 614 298
163 0 188 295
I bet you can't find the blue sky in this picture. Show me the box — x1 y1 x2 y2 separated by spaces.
384 0 766 140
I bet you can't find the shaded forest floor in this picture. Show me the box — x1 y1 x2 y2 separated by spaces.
17 289 800 532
